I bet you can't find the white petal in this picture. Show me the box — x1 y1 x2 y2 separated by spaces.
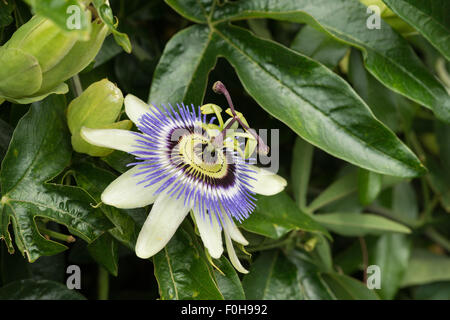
248 165 287 196
80 127 137 153
135 193 191 259
124 94 152 125
193 209 223 259
224 229 248 274
222 213 248 245
101 165 162 209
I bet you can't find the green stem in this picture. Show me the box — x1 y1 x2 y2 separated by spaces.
72 74 83 97
0 98 5 106
98 266 109 300
425 228 450 252
38 226 75 243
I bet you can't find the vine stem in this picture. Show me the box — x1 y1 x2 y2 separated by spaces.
98 266 109 300
38 226 75 243
425 228 450 252
72 74 83 97
359 237 369 284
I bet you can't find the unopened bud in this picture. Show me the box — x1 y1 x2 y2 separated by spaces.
67 79 132 156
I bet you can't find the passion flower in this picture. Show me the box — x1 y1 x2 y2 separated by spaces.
81 83 286 273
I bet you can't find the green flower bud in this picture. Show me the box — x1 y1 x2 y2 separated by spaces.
0 13 108 104
67 79 132 157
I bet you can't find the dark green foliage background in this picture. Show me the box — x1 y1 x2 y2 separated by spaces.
0 0 449 300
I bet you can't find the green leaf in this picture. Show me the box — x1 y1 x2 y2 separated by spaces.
241 192 330 240
93 35 123 68
291 136 314 210
164 0 211 24
383 0 450 60
0 96 112 262
291 25 348 69
413 282 450 300
92 0 132 53
212 256 245 300
0 118 13 161
87 233 119 277
213 24 425 178
369 234 412 299
348 49 404 132
0 279 85 300
242 250 304 299
153 223 224 300
392 182 419 224
358 169 383 206
73 162 142 250
287 250 337 299
312 213 411 236
148 24 217 107
402 249 450 287
309 172 358 212
321 273 379 300
210 0 450 123
102 151 136 174
24 0 91 40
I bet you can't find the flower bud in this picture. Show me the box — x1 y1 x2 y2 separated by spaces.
0 13 108 104
67 79 132 157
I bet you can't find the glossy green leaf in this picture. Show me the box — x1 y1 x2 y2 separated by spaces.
369 234 411 299
402 249 450 287
148 24 217 107
0 279 85 300
73 162 142 250
287 250 337 299
291 136 314 210
313 213 411 236
321 273 379 300
383 0 450 60
153 224 224 300
212 256 245 300
165 0 212 24
291 25 348 69
209 0 450 123
243 250 304 299
0 96 112 262
358 169 383 206
102 151 136 174
241 192 330 240
213 24 425 178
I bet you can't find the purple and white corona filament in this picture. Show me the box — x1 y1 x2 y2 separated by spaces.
81 84 287 273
